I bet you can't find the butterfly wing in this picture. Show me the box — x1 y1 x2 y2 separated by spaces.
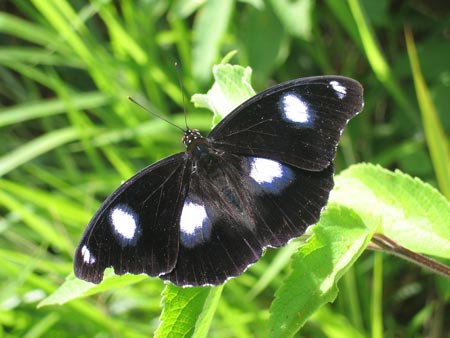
208 76 363 171
160 76 362 286
74 153 190 283
160 153 333 286
75 75 363 286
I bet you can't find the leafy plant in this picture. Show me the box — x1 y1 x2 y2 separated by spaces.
1 1 449 337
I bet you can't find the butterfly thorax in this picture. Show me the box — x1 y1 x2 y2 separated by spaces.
185 134 217 166
183 130 225 177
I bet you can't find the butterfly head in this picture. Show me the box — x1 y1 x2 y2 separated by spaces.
182 129 203 147
183 129 217 167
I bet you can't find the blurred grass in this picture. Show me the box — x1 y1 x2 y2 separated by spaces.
405 26 450 199
1 1 449 337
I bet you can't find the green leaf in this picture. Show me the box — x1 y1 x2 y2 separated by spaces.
311 305 368 338
39 270 148 306
191 63 256 126
155 285 223 338
347 0 417 122
239 5 288 80
0 127 83 177
192 0 234 83
269 205 374 338
0 179 90 225
331 163 450 259
0 189 73 254
0 12 58 46
268 0 313 39
0 92 109 127
405 27 450 199
171 0 206 18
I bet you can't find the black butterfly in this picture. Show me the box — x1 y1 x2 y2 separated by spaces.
74 76 363 286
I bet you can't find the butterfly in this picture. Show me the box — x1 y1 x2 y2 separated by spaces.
74 76 363 286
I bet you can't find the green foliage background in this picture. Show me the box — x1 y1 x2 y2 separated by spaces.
1 0 449 337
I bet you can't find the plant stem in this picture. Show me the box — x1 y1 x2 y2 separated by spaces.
369 234 450 279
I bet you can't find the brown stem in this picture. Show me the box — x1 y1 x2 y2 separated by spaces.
369 233 450 280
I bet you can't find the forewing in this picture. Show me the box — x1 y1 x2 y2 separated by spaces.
208 76 363 171
159 153 333 286
74 153 189 283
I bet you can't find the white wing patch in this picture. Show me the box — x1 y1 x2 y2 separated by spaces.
250 157 283 184
81 245 96 264
180 200 212 248
249 157 294 194
281 93 310 123
110 204 139 245
330 80 347 99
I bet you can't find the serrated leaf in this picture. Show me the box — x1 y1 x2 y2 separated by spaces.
191 63 255 126
155 285 223 338
269 205 374 338
39 270 148 307
331 163 450 259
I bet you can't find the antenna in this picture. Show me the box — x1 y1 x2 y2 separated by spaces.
127 96 185 132
174 62 189 130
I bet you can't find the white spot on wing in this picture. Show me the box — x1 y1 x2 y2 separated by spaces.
281 93 310 123
330 80 346 99
110 204 139 245
250 158 283 184
180 200 211 248
180 201 207 235
81 245 96 264
249 157 294 194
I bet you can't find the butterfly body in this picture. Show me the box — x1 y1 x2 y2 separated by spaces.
74 76 363 286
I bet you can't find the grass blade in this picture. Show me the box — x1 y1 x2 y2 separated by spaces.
404 27 450 199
